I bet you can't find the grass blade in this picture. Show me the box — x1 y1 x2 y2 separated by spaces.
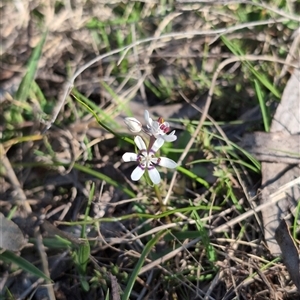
121 230 166 300
0 250 51 281
15 31 47 102
254 79 270 132
221 35 280 98
72 93 134 145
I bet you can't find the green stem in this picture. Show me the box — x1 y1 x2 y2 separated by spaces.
154 184 170 223
154 184 163 210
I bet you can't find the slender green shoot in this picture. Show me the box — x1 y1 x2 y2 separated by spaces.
0 251 51 281
254 79 270 132
122 230 166 300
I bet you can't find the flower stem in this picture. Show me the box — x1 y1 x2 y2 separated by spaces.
153 184 170 224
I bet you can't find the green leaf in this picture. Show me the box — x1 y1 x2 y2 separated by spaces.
77 242 90 273
0 250 51 281
122 230 166 300
15 31 48 102
191 206 217 265
177 166 209 188
73 241 91 291
254 79 270 132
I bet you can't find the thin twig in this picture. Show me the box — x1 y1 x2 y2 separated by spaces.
0 145 32 213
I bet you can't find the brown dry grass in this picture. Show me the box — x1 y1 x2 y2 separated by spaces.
1 1 300 299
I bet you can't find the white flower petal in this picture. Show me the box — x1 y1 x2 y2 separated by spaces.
152 137 164 152
149 123 161 137
148 168 161 184
150 157 159 165
164 133 177 142
158 157 177 169
144 110 149 120
124 117 142 133
144 110 152 126
152 121 159 131
134 136 146 151
122 152 138 162
131 166 145 181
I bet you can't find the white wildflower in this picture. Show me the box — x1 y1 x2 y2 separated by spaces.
144 110 177 142
122 136 177 184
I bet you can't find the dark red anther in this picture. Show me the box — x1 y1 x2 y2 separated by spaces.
160 123 170 133
158 117 164 124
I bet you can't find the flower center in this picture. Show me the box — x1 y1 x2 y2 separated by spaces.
137 149 159 170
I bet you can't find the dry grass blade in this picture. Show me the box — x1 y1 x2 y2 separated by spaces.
0 145 31 213
34 229 56 300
